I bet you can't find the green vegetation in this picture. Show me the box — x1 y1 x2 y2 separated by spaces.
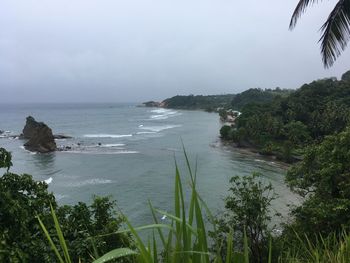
0 148 133 262
285 127 350 237
2 140 350 262
37 149 253 263
211 173 277 263
3 70 350 261
162 94 235 112
221 71 350 162
231 88 293 111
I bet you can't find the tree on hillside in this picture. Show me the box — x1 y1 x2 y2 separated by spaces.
342 69 350 81
212 173 277 263
286 126 350 236
290 0 350 68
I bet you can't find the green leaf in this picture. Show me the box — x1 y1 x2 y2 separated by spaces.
93 248 137 263
50 203 71 263
37 215 65 263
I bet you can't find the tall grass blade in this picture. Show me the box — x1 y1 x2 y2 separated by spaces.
148 200 166 247
50 204 72 263
152 231 158 263
90 236 99 260
166 222 174 263
181 142 194 183
243 227 249 263
175 162 190 262
225 229 233 263
194 198 209 263
37 215 65 263
155 209 197 235
92 248 137 263
124 217 153 263
268 236 272 263
95 224 173 238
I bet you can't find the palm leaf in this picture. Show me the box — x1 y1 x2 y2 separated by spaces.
289 0 320 29
319 0 350 67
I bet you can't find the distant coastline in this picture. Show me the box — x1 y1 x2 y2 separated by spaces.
141 94 235 112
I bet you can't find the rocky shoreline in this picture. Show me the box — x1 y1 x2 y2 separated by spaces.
0 116 72 153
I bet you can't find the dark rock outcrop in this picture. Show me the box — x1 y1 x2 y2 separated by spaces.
22 116 57 153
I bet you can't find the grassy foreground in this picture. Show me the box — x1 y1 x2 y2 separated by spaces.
38 150 350 263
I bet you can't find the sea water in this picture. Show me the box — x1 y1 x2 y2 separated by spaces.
0 103 297 225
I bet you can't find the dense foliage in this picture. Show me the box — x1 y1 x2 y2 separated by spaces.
3 71 350 261
285 127 350 237
221 72 350 162
211 173 277 263
231 88 292 111
162 94 235 111
0 149 133 262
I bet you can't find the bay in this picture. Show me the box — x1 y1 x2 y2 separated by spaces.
0 103 297 226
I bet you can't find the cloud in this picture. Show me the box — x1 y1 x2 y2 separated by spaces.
1 0 349 102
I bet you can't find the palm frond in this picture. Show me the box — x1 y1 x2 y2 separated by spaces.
319 0 350 68
289 0 320 29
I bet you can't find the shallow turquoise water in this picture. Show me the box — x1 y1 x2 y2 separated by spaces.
0 103 297 225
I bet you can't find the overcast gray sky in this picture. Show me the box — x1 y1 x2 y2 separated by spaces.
1 0 349 103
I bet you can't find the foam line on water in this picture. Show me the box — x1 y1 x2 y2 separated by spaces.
19 145 38 155
136 131 157 135
150 109 171 114
139 124 182 132
61 150 139 154
83 134 132 138
68 178 113 187
100 143 126 147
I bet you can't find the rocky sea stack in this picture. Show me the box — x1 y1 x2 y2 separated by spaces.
22 116 57 153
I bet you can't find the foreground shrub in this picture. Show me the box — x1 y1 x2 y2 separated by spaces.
0 148 133 262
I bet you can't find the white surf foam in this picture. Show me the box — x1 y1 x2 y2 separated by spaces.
136 131 157 135
150 114 169 120
19 145 38 155
139 124 182 132
149 109 179 120
61 150 139 155
44 177 53 184
100 143 125 147
150 109 170 114
69 178 113 187
84 134 132 138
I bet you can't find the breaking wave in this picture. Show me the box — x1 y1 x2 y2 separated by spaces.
149 109 181 120
100 143 125 147
139 124 182 132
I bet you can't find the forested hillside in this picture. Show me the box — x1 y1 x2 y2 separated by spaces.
231 88 293 111
221 71 350 162
162 94 234 111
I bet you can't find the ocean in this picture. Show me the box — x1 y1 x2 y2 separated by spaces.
0 103 297 225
